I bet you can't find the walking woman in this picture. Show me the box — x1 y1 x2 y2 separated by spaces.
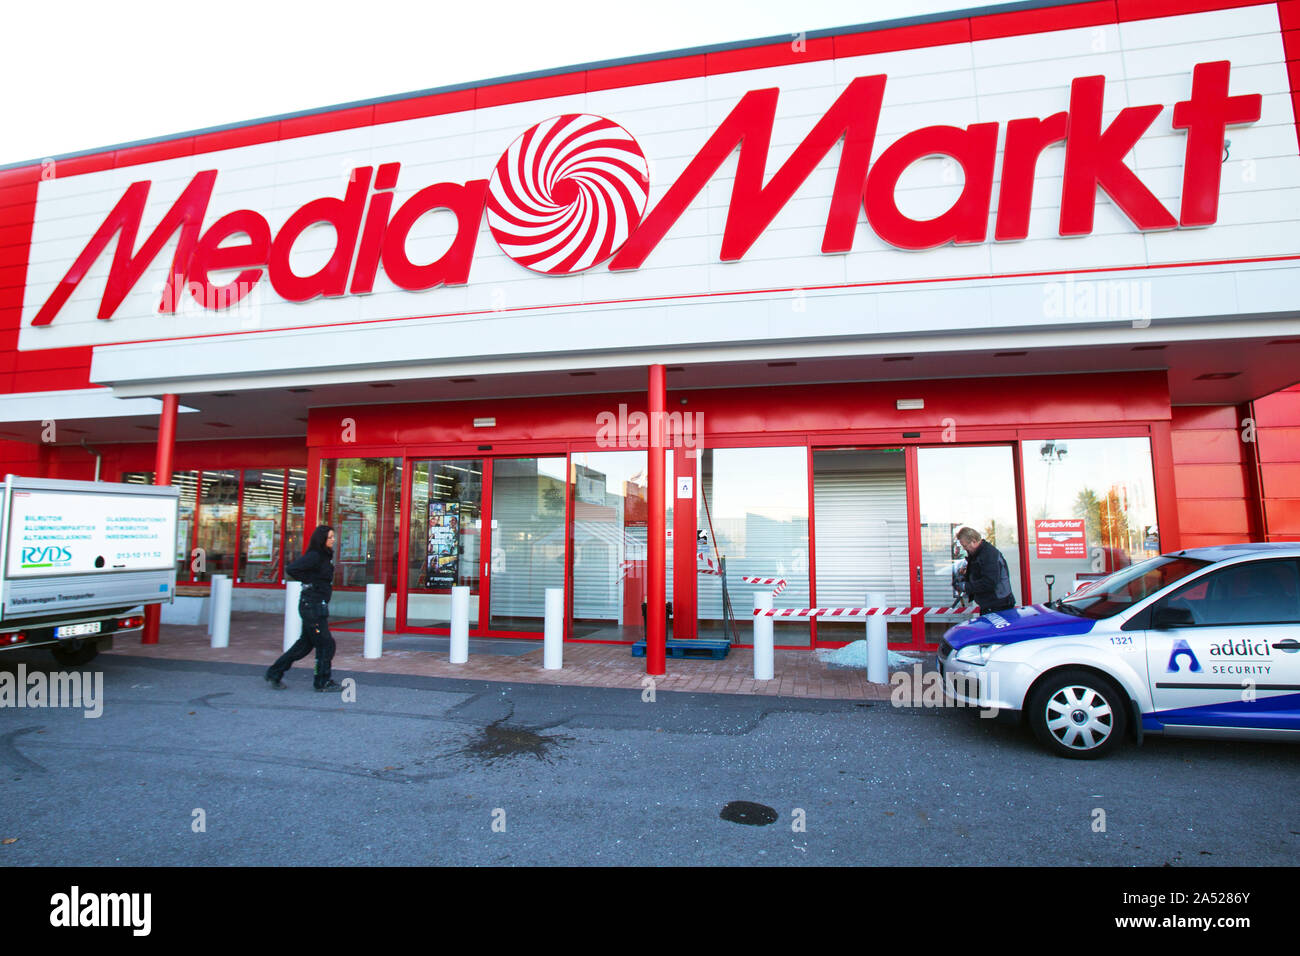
265 525 341 691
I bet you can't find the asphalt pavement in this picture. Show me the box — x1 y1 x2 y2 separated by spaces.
1 649 1297 866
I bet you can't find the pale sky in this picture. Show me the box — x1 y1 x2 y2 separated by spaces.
0 0 989 166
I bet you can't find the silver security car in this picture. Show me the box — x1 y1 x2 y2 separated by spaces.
937 542 1300 759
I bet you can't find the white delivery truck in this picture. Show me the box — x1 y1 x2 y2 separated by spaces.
0 475 179 665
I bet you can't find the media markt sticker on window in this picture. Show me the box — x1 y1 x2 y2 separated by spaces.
1035 519 1086 558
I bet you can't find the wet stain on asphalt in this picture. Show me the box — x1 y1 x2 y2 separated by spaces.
720 801 778 826
456 717 572 764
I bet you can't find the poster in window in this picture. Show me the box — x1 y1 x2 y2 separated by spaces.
426 501 460 588
247 519 276 562
339 517 367 563
176 508 193 561
1035 518 1086 558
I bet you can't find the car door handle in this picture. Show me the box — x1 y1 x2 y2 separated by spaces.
1272 639 1300 652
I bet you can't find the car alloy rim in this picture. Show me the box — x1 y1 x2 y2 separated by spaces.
1045 685 1114 750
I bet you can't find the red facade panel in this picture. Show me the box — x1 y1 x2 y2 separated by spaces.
1253 386 1300 425
1258 426 1300 461
1261 461 1300 497
190 122 284 157
1177 497 1252 534
970 1 1117 40
10 368 93 392
279 106 376 141
476 73 586 109
1180 532 1258 548
832 20 972 57
371 89 477 125
1171 462 1249 498
1171 404 1240 430
113 138 196 169
705 38 836 76
1282 0 1300 30
1170 427 1246 464
586 56 709 94
1115 0 1280 22
1264 497 1300 534
307 373 1170 449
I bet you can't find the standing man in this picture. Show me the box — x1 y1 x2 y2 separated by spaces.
955 526 1017 613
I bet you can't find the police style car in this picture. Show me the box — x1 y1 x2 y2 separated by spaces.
937 543 1300 759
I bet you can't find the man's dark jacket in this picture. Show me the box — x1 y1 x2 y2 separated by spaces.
963 540 1015 611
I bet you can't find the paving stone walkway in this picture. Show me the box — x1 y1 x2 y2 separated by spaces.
105 612 905 700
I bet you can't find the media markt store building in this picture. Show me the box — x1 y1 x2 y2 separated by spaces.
2 0 1299 663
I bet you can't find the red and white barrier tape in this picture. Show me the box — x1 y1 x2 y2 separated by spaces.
753 606 976 618
742 575 787 597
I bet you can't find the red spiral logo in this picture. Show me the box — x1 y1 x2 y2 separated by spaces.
487 114 650 275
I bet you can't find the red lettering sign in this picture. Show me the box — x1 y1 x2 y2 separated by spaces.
30 62 1259 326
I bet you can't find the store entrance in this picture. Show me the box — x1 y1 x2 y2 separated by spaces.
809 443 1025 649
401 456 567 637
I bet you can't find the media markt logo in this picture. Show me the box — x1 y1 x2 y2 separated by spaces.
1167 638 1202 673
20 545 73 569
486 113 650 275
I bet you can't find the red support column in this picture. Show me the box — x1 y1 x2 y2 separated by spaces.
646 365 667 676
142 393 178 645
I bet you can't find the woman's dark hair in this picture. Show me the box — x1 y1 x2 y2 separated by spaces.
307 525 334 556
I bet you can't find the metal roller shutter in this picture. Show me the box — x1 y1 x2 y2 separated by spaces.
813 471 910 607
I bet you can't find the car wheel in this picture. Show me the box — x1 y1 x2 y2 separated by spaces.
1028 669 1128 759
50 640 99 666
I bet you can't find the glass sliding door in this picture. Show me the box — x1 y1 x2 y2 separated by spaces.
812 448 911 645
569 451 648 642
916 445 1023 642
317 457 402 622
487 457 567 633
696 446 810 648
406 459 484 629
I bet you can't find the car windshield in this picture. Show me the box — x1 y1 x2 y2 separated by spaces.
1059 555 1210 619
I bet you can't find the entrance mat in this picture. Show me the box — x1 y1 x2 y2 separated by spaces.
631 638 731 660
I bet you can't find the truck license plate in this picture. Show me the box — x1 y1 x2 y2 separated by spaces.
56 622 101 639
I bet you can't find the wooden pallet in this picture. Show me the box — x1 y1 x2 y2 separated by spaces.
631 638 731 660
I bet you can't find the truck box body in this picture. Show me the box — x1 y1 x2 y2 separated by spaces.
0 476 179 655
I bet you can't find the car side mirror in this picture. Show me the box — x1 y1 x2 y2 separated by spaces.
1152 605 1194 629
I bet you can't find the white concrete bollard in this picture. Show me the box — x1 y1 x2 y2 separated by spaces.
866 591 888 684
364 583 385 659
207 574 228 635
282 580 302 651
543 587 564 670
753 590 774 681
210 576 233 648
449 586 470 664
